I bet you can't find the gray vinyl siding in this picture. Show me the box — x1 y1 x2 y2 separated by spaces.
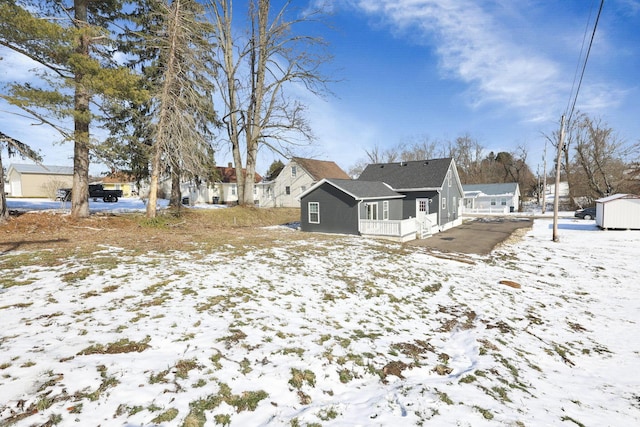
400 191 439 218
300 182 359 235
358 199 403 220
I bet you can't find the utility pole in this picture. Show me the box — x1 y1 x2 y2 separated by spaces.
542 140 547 214
536 164 541 205
552 115 565 242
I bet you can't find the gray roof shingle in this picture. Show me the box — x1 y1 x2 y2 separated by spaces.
357 158 453 189
10 164 73 175
463 183 519 196
326 179 403 200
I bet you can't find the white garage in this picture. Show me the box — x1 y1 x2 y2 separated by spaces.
595 194 640 230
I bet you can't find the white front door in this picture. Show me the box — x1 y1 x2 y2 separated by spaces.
416 198 429 222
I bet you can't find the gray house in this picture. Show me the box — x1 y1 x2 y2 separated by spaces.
300 158 464 241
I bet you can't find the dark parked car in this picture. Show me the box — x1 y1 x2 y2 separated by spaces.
574 206 596 220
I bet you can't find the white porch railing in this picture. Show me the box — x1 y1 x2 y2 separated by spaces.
359 218 417 242
463 206 510 214
420 213 438 238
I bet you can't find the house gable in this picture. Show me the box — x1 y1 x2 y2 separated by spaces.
300 178 406 235
266 158 350 208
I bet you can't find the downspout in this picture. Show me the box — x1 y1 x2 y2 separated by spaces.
437 189 442 228
357 200 363 235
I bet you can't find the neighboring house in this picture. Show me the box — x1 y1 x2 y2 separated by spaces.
261 157 350 207
95 172 138 197
6 163 73 198
149 164 262 205
595 194 640 230
212 164 263 205
462 182 521 214
300 158 464 241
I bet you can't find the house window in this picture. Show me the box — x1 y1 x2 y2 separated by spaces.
308 202 319 224
285 186 291 195
447 170 452 187
490 198 496 206
291 166 297 178
383 201 389 220
442 197 446 210
231 184 237 196
418 199 428 213
501 198 507 206
366 203 378 220
253 186 257 195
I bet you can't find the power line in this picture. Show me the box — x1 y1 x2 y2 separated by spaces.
565 0 605 127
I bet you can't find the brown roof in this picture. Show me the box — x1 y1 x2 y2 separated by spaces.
216 166 263 183
293 157 350 181
100 172 136 184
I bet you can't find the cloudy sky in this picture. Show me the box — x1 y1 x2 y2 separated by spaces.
1 0 638 176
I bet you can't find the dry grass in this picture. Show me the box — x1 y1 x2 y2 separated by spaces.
0 207 301 258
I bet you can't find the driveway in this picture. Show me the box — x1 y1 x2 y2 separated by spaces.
407 217 533 255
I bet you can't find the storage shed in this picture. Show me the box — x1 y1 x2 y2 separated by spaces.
595 194 640 230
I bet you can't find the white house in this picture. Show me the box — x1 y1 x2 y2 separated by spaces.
595 194 640 230
6 163 73 198
260 157 350 208
152 164 263 205
463 182 520 214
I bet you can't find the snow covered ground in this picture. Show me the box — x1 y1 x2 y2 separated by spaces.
5 197 187 214
1 203 639 426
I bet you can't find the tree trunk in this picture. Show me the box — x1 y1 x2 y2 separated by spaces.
146 145 161 218
0 151 7 222
170 168 182 208
71 0 91 219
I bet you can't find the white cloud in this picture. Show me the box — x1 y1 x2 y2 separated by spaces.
350 0 606 122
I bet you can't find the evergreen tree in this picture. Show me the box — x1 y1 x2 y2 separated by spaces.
0 0 145 218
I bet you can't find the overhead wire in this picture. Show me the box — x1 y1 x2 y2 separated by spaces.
565 0 605 127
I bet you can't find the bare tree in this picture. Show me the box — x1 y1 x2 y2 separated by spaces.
365 143 400 163
398 135 440 162
572 116 640 202
208 0 329 205
145 0 218 218
444 134 484 184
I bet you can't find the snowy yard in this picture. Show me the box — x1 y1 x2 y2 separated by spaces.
0 207 639 426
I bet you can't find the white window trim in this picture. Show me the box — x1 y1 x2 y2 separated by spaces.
308 202 320 224
366 202 378 220
383 201 389 220
442 197 446 210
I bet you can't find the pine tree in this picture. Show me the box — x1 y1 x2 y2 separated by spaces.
0 0 145 218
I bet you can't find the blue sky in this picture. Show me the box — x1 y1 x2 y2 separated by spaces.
1 0 639 177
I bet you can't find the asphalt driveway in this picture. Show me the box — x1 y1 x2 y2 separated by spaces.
407 217 533 255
